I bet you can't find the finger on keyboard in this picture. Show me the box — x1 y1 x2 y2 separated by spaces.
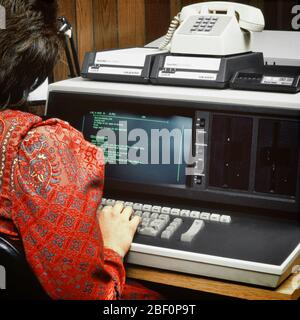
112 202 124 215
122 206 134 220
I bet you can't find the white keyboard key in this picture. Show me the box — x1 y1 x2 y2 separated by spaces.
220 215 232 223
150 219 164 226
166 225 176 233
133 203 143 210
142 204 152 212
200 212 211 220
138 227 159 237
181 220 205 242
159 214 170 223
106 199 115 206
150 220 165 231
141 217 150 224
161 230 173 239
170 222 178 229
190 211 201 219
134 211 143 217
173 218 183 227
210 214 221 222
170 208 181 216
152 206 162 213
150 213 159 220
141 218 150 228
161 222 179 239
180 210 191 217
125 202 134 207
142 212 151 219
161 207 171 214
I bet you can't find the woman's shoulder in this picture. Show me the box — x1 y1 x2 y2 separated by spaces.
33 116 84 141
1 108 103 162
0 108 84 143
0 109 84 148
0 109 42 133
8 111 104 197
31 117 102 162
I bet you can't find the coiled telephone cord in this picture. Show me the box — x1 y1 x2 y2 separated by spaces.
159 14 181 50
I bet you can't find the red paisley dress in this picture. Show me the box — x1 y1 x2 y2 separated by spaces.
0 109 161 300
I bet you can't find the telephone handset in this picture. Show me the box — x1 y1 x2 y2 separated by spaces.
160 1 265 56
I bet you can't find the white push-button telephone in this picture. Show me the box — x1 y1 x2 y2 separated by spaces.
160 1 265 56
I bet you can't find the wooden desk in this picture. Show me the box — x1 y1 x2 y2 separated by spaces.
126 265 300 300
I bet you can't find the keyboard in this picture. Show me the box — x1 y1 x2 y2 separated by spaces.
99 198 300 288
100 198 231 242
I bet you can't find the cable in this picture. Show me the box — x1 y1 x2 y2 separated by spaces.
58 16 81 78
159 13 181 50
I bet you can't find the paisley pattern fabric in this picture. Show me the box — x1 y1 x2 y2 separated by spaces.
0 109 161 300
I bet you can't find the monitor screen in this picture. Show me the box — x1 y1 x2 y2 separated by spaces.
82 110 193 186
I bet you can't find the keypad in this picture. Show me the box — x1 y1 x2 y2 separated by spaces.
100 198 232 241
190 16 218 34
162 218 183 240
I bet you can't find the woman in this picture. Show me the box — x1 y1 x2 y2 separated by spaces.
0 0 161 300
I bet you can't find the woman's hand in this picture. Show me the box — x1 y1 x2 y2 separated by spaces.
98 203 141 258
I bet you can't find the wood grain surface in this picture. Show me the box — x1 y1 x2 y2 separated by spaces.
126 265 300 300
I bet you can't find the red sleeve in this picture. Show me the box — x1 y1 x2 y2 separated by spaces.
11 119 126 300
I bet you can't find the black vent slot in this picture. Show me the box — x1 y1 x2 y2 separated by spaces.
209 115 253 191
255 119 300 197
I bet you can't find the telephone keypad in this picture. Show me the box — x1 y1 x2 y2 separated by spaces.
190 16 219 34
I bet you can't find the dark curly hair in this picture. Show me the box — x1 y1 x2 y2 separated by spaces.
0 0 60 109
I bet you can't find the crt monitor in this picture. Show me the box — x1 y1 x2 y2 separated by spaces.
81 110 193 187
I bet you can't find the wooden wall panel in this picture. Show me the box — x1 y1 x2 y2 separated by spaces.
145 0 170 44
248 0 264 10
181 0 202 8
264 0 296 30
117 0 146 48
170 0 182 18
76 0 94 63
93 0 118 51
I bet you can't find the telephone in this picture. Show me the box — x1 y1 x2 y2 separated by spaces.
160 1 265 56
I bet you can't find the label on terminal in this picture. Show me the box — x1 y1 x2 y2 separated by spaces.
88 66 142 76
159 70 217 81
261 76 294 86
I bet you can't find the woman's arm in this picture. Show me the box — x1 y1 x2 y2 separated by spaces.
11 119 127 300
